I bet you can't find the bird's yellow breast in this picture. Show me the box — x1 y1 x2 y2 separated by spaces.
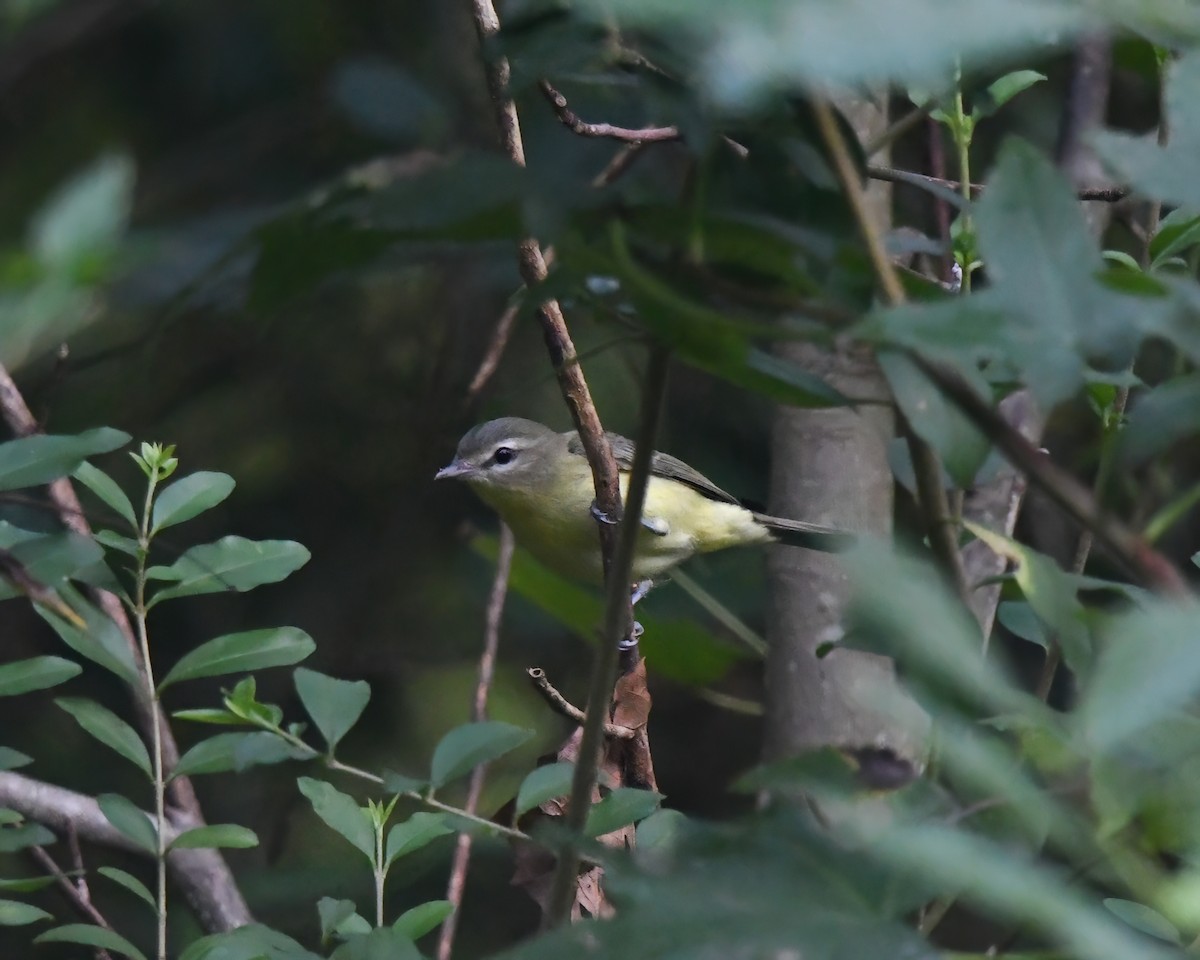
472 463 769 584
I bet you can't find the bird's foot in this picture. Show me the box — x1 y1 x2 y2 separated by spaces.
590 500 618 526
630 579 655 605
618 620 645 650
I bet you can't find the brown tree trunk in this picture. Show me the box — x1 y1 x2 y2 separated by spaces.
764 94 927 765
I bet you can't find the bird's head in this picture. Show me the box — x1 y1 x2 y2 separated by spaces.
435 418 561 494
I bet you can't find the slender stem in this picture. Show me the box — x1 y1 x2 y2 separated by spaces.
544 344 671 928
374 822 385 927
134 466 167 960
437 524 514 960
951 86 974 283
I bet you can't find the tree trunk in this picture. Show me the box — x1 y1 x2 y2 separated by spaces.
764 93 927 765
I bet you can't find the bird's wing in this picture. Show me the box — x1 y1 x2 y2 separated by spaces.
566 432 740 505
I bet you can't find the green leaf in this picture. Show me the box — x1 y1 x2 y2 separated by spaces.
97 866 155 910
170 824 259 850
1117 373 1200 467
0 656 80 696
392 900 453 940
869 823 1168 960
159 626 315 689
979 69 1046 115
0 875 56 893
1096 51 1200 209
36 586 140 688
329 927 420 960
1149 209 1200 268
0 899 52 926
172 708 245 726
587 0 1089 99
430 721 533 788
0 428 129 492
94 529 140 557
318 897 370 943
56 697 151 777
0 527 106 603
97 793 157 854
864 140 1177 409
294 668 371 753
1079 601 1200 752
384 812 452 867
515 761 576 817
296 777 374 860
968 524 1090 675
151 471 236 534
0 823 54 853
73 462 137 529
35 923 148 960
997 601 1049 650
172 731 307 778
879 351 990 486
0 747 32 771
382 770 427 795
1103 898 1181 944
146 536 310 606
30 153 135 269
636 808 690 854
585 788 664 838
180 924 322 960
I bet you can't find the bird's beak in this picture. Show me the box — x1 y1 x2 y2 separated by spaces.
435 459 474 481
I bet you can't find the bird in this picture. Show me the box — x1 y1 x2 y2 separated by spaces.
435 417 850 585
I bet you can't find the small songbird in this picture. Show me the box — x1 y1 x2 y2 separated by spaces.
436 417 849 584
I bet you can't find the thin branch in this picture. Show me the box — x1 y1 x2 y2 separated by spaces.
436 524 515 960
0 362 251 932
0 772 181 852
812 99 971 605
464 1 623 571
913 356 1188 596
545 345 671 927
27 845 115 960
864 97 940 158
538 80 681 143
465 303 521 404
591 143 646 188
867 164 1128 203
527 668 637 739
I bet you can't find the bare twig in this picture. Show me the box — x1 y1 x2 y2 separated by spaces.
538 80 681 143
527 668 637 739
544 345 671 926
436 524 515 960
27 845 115 959
864 97 940 158
591 143 646 188
465 303 521 404
0 362 251 932
866 164 1128 203
812 100 970 606
914 357 1187 596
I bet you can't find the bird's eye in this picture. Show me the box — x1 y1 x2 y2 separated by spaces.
493 446 516 465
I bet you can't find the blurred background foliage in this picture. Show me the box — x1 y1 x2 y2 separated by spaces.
2 0 1200 957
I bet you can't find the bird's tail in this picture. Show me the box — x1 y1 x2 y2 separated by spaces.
752 513 856 552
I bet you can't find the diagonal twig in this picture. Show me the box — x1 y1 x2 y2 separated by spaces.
436 524 515 960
